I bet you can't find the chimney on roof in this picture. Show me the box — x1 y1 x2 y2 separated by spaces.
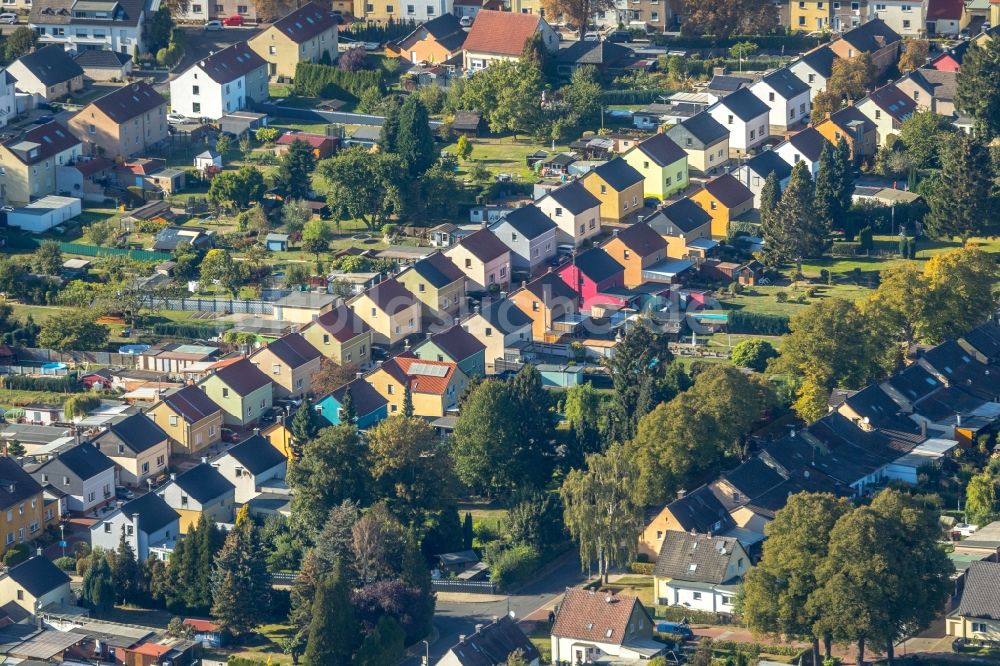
521 280 527 288
356 371 363 379
36 547 42 557
7 484 14 494
201 456 208 464
920 420 927 437
170 473 176 481
459 634 466 643
474 623 484 633
677 488 686 498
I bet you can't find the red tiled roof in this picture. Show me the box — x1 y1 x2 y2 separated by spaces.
463 10 542 57
184 618 220 632
276 132 335 148
551 588 648 645
378 352 458 396
132 643 171 657
928 0 963 20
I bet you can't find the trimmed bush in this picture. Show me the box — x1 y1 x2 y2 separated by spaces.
151 322 232 339
831 241 862 256
1 373 80 393
601 89 675 105
54 556 77 571
728 310 790 336
293 62 384 100
629 561 655 575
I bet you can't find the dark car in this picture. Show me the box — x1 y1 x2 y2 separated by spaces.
35 115 54 124
221 427 239 443
607 29 631 42
656 622 695 640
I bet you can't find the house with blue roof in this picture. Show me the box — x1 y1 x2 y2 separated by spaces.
315 377 389 430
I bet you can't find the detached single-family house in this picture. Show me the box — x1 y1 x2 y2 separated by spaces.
652 531 750 614
550 589 663 663
366 353 469 417
828 19 902 75
896 68 957 116
248 2 340 79
397 251 467 318
490 204 558 276
271 291 337 324
148 384 224 456
348 278 422 346
444 228 512 292
0 556 72 619
91 413 170 488
581 158 645 222
556 246 625 312
856 83 918 146
249 333 322 399
437 616 541 666
198 357 274 427
299 303 373 367
750 67 811 134
691 174 755 239
395 13 467 64
90 492 179 560
535 179 602 248
169 42 268 120
28 442 115 514
554 39 632 78
621 133 689 200
157 463 236 534
0 121 81 206
461 299 534 374
647 198 714 260
0 459 50 557
413 324 487 378
789 45 837 99
68 81 168 159
946 561 1000 642
774 126 829 177
665 112 730 177
7 45 84 102
509 272 579 341
707 88 771 156
814 105 878 162
212 434 287 504
735 150 793 208
462 10 557 71
316 377 388 429
602 222 668 288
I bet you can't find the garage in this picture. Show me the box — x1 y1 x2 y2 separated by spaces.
7 195 82 233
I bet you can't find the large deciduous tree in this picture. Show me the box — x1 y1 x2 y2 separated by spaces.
37 310 109 351
541 0 614 38
679 0 777 36
460 59 543 138
319 148 405 232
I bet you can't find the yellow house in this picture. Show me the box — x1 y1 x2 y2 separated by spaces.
0 556 72 618
639 486 733 558
690 174 755 239
271 291 337 325
647 198 714 260
396 251 467 319
299 303 373 367
148 384 224 456
248 333 323 399
248 2 340 79
0 459 48 559
602 222 668 288
262 422 294 460
791 0 832 31
91 413 171 488
348 278 422 346
946 561 1000 642
621 133 689 200
157 463 236 534
365 353 468 417
443 229 512 292
67 81 168 160
582 158 645 222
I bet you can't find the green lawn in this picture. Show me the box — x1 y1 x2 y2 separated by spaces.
605 575 655 607
442 136 571 181
527 626 552 664
269 116 334 134
719 283 872 318
0 389 89 409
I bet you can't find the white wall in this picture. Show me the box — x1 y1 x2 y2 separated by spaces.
32 24 142 55
707 105 768 153
789 60 828 100
212 457 285 504
536 195 601 247
774 141 820 177
170 66 254 120
871 0 926 35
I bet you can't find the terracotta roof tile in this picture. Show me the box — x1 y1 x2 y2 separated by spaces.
551 588 649 645
463 10 542 57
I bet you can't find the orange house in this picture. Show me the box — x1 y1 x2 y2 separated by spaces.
509 272 579 341
601 222 667 288
690 174 755 239
395 13 467 64
813 105 878 163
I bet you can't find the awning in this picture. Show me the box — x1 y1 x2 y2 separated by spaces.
622 638 666 658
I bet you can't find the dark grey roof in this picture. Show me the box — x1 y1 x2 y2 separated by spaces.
839 18 901 53
544 180 600 215
189 42 265 84
555 40 631 66
572 247 624 284
73 49 132 68
653 531 742 584
611 221 665 255
745 150 792 181
410 251 465 289
211 357 272 396
589 157 643 191
40 442 114 480
170 463 234 504
222 434 286 476
31 0 145 27
444 616 540 666
634 133 687 167
797 45 837 79
963 320 1000 362
14 45 83 85
828 105 876 134
786 127 828 162
5 556 69 598
761 68 810 99
921 340 997 400
702 174 753 208
99 413 168 453
329 377 387 417
257 332 321 368
426 325 485 361
714 87 770 122
675 111 729 145
721 457 786 501
957 561 1000 620
842 385 921 434
3 121 80 167
667 485 735 534
522 272 578 302
477 298 533 335
269 2 339 44
89 81 165 124
906 68 957 101
455 228 510 263
650 198 712 234
160 385 221 424
497 204 556 240
707 74 751 94
0 458 43 510
885 364 942 405
120 492 178 534
415 12 463 41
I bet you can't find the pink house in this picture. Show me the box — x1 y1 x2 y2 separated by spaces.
556 247 626 312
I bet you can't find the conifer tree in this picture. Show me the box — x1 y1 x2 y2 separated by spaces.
304 563 358 665
289 397 321 459
355 616 406 666
761 161 827 273
274 138 316 199
758 171 781 231
835 137 854 217
814 142 841 225
956 36 1000 139
925 133 996 243
340 385 356 425
211 506 270 637
111 530 142 605
81 554 114 614
402 383 414 418
395 96 436 176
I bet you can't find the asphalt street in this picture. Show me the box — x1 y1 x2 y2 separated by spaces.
404 552 586 664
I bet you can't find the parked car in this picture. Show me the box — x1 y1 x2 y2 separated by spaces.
0 13 19 23
34 115 54 124
167 113 188 124
607 29 631 42
204 19 223 30
656 622 695 640
223 14 244 25
115 487 134 500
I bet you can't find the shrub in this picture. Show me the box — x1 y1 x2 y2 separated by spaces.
487 544 539 590
293 62 384 99
1 373 80 393
831 241 862 256
54 556 77 571
728 311 790 336
629 562 655 575
730 339 778 372
151 322 232 339
2 543 29 566
775 291 788 303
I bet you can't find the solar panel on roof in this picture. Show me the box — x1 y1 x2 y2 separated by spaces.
409 363 449 377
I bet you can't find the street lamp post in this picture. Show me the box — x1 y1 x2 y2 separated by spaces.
59 524 65 558
421 640 429 666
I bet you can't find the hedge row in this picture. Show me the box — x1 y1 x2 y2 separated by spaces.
0 373 80 393
629 561 655 575
601 88 674 105
292 62 384 100
728 310 790 335
831 241 863 256
712 639 807 657
649 32 827 51
151 322 232 339
488 544 540 590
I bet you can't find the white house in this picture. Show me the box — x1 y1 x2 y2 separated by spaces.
749 68 812 133
157 462 236 533
652 531 750 614
735 150 793 208
28 442 115 513
535 179 602 248
169 42 268 121
773 127 829 178
0 70 16 128
706 87 771 156
90 492 179 560
29 0 147 56
789 45 837 100
210 434 287 504
461 298 534 374
550 588 664 663
0 555 72 620
856 83 918 146
870 0 927 36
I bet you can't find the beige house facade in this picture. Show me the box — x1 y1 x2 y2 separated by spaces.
68 81 168 159
248 2 340 79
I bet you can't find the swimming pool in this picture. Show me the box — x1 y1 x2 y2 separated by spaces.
40 362 67 374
